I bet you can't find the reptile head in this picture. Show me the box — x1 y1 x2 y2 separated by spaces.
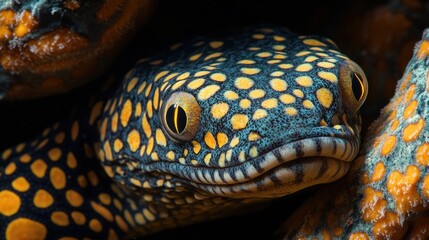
98 26 367 227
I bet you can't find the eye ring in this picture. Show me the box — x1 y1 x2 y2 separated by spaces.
160 91 201 142
339 59 368 113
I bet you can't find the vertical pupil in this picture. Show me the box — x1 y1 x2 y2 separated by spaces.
166 104 187 134
351 72 364 101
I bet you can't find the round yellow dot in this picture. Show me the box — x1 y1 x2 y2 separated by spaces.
252 34 265 39
33 189 54 208
204 132 217 149
252 109 268 120
256 52 272 58
303 100 315 109
261 98 278 109
66 152 77 169
295 76 313 87
270 71 284 77
198 85 220 100
89 219 103 232
176 72 190 80
31 159 48 178
295 63 313 72
155 128 167 147
50 167 67 190
317 62 335 68
71 211 86 225
127 129 141 152
305 56 319 62
66 190 84 207
303 39 327 47
235 77 254 90
285 107 298 116
278 63 293 69
91 201 113 222
240 68 261 75
0 190 21 216
19 153 31 163
316 88 334 108
51 211 69 226
273 35 285 41
120 100 133 127
293 89 304 98
231 114 249 130
249 89 266 99
209 41 224 48
6 218 47 240
194 71 210 77
113 139 123 153
12 177 30 192
187 78 205 89
210 73 227 82
239 99 252 109
5 162 16 175
279 94 296 104
224 90 239 100
237 59 255 64
269 78 287 92
211 102 229 119
318 71 338 83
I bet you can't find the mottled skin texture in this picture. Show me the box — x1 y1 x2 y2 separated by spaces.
280 28 429 239
0 0 155 99
0 26 367 239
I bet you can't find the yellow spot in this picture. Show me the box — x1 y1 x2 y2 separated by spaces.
99 193 112 205
146 137 154 155
249 89 266 99
235 77 254 90
295 76 313 87
217 133 229 148
113 139 123 153
204 153 212 165
51 211 69 226
198 85 220 100
54 132 66 144
176 72 190 81
241 68 261 75
127 129 141 152
204 52 223 61
194 71 211 77
0 190 21 216
12 177 30 192
103 141 113 161
120 100 133 127
166 151 175 161
371 162 386 182
189 53 202 61
66 190 84 207
142 113 152 138
285 107 298 116
33 189 54 208
5 162 16 175
237 60 255 64
154 70 169 82
279 94 296 104
18 154 31 164
210 73 227 82
31 159 47 178
317 62 335 68
316 88 333 108
381 135 396 156
273 54 286 59
88 171 99 186
239 99 252 109
6 218 47 240
171 80 187 90
224 90 239 100
270 71 284 77
91 201 113 222
146 99 153 118
48 148 62 161
89 101 103 126
204 132 217 149
253 109 268 120
209 41 224 48
416 143 429 166
231 114 249 130
273 45 285 51
249 146 258 158
295 63 313 72
155 129 167 147
403 100 418 119
192 141 201 154
211 102 229 119
403 118 425 142
153 88 160 110
252 33 265 39
256 52 272 58
303 100 315 109
50 167 67 190
261 98 278 109
304 56 319 62
303 39 327 46
278 63 293 69
318 71 338 83
1 148 12 160
89 219 103 232
269 78 287 92
187 78 205 90
293 89 304 98
230 136 240 147
111 112 118 133
77 175 88 188
248 132 261 141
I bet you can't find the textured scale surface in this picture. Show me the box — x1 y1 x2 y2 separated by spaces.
280 28 429 239
0 26 367 239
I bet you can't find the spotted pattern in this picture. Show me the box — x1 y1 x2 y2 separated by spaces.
280 28 429 240
0 26 367 239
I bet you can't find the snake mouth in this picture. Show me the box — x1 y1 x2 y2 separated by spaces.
135 136 360 198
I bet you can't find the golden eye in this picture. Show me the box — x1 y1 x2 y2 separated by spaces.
339 60 368 113
160 91 201 142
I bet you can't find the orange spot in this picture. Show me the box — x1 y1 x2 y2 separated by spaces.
371 162 386 182
373 211 400 238
115 215 129 232
387 165 422 214
0 190 21 216
71 211 86 225
12 177 30 192
14 11 38 38
0 10 16 26
348 232 370 240
399 72 412 91
381 135 396 156
19 153 31 163
6 218 47 240
127 129 140 152
66 190 84 207
31 159 48 178
51 211 69 226
87 171 99 186
91 201 113 222
67 152 78 169
403 100 418 119
33 189 54 208
390 119 399 131
120 100 133 127
416 143 429 166
417 40 429 59
204 131 217 149
111 112 119 133
406 84 416 102
48 148 62 161
50 167 67 190
322 229 332 240
108 229 119 240
71 121 79 141
361 187 386 222
403 118 424 142
89 219 103 233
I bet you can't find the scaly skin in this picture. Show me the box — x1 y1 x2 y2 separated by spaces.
0 25 367 239
279 28 429 239
0 0 156 99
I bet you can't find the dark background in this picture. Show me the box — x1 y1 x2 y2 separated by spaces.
1 0 429 239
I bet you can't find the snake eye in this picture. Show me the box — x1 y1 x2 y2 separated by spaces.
161 91 201 142
339 60 368 113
